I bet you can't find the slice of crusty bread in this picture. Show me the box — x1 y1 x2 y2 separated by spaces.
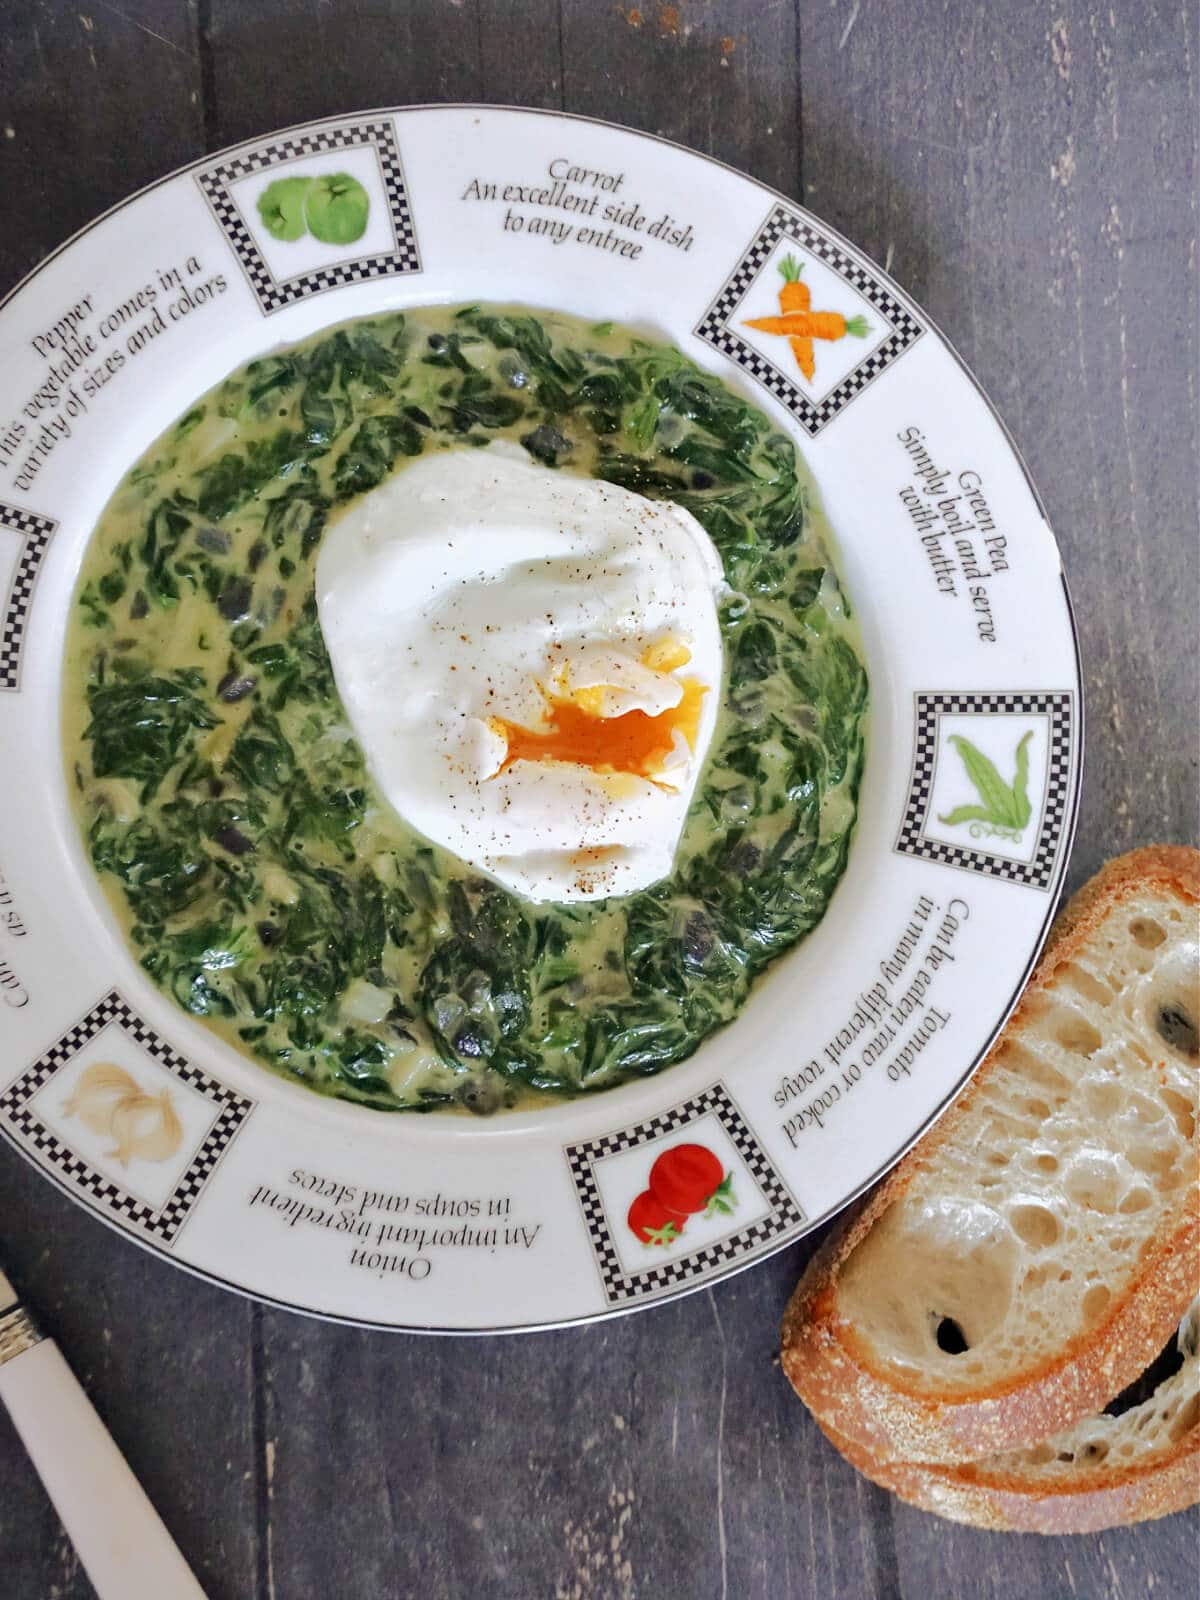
782 846 1200 1465
814 1299 1200 1532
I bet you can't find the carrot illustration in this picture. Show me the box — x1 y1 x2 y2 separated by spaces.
744 257 870 382
789 336 816 380
745 311 871 340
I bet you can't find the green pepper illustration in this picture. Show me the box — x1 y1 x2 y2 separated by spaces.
255 172 370 246
938 729 1033 832
256 176 312 241
303 173 370 244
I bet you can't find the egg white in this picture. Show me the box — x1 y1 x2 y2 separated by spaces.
316 445 725 902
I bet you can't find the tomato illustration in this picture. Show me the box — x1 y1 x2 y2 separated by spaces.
627 1190 686 1247
649 1144 735 1217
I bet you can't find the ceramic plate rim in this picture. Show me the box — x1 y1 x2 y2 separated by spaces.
0 104 1084 1332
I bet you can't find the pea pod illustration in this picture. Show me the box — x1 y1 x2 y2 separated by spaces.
255 172 370 246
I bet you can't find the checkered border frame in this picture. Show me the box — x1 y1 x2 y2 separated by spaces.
0 990 254 1245
565 1082 804 1306
895 692 1076 890
195 119 421 315
695 204 924 436
0 503 56 691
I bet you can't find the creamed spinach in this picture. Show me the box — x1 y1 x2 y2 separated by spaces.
65 306 868 1113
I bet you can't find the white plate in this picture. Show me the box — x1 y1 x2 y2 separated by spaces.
0 107 1081 1331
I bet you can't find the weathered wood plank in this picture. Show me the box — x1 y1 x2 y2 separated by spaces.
477 0 566 111
198 0 482 149
560 0 801 200
800 0 1199 1588
199 0 569 150
0 1147 260 1600
801 0 1200 897
251 1239 901 1600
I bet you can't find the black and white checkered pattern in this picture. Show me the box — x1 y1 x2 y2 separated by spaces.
895 692 1076 890
0 990 254 1245
0 504 56 692
195 119 421 316
695 204 923 436
565 1082 804 1306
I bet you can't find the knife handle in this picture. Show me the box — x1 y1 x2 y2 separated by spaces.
0 1292 207 1600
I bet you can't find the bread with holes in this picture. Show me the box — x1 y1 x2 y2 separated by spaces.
781 846 1200 1466
813 1298 1199 1532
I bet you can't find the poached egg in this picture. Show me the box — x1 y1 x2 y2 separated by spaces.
316 445 725 901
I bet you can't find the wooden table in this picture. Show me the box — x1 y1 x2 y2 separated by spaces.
0 3 1195 1596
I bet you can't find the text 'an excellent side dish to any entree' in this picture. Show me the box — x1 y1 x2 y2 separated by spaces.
64 306 868 1114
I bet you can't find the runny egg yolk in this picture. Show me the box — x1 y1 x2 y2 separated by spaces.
490 638 709 786
317 447 726 902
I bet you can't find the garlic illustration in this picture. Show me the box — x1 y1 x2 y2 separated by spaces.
64 1062 183 1166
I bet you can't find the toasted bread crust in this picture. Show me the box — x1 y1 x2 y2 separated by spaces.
814 1413 1200 1533
781 847 1200 1465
